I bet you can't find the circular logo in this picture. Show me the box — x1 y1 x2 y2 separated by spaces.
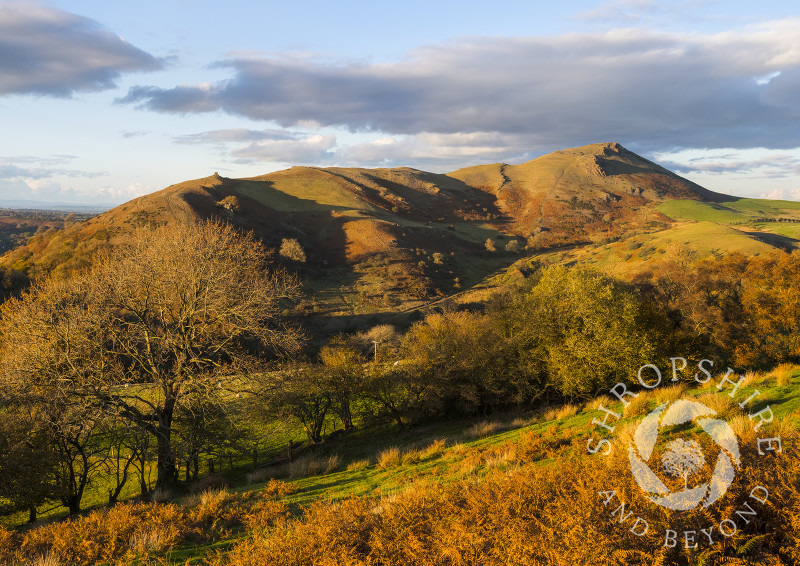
628 399 741 511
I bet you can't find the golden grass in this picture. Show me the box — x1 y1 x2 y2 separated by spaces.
287 454 340 478
622 392 651 419
766 363 798 386
697 391 737 416
653 382 688 406
420 439 447 459
345 459 371 472
245 468 270 485
376 447 402 470
465 420 501 439
588 394 614 411
543 403 580 422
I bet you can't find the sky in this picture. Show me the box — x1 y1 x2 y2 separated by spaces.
1 0 800 206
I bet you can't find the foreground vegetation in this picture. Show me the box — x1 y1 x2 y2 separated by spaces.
0 364 797 565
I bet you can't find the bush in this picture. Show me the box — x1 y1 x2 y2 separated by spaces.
279 238 306 262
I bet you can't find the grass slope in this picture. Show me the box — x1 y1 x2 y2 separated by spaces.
5 365 798 564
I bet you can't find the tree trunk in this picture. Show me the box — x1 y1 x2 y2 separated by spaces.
155 399 178 489
155 428 178 488
28 507 37 523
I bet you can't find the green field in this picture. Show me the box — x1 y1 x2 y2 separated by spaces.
658 198 800 223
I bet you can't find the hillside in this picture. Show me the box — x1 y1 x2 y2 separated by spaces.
3 364 798 564
1 141 792 324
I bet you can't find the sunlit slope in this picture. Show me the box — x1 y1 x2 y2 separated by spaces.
658 198 800 223
449 142 725 233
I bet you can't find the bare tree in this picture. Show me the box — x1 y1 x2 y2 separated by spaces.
0 221 303 489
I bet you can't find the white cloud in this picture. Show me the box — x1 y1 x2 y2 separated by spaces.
761 187 800 200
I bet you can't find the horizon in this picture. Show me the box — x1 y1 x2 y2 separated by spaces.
1 0 800 206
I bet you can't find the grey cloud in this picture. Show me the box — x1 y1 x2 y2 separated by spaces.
0 2 162 97
120 21 800 152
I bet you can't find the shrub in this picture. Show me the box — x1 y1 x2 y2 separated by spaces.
279 238 306 262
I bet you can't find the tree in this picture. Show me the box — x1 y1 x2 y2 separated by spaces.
493 266 669 399
273 364 332 444
0 406 61 521
0 221 303 489
279 238 306 262
401 310 510 414
319 338 365 431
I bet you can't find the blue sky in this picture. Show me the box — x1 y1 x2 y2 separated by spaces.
1 0 799 205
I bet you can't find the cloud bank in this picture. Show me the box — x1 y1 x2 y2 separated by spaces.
122 20 800 155
0 2 161 97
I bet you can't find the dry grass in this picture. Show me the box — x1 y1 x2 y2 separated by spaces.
150 487 172 503
245 468 270 485
128 527 167 554
697 391 736 416
420 438 447 459
464 420 500 439
345 459 371 472
766 363 797 386
401 448 422 465
742 369 762 386
653 382 688 405
287 454 340 478
622 392 651 419
449 443 468 456
30 553 61 566
377 446 402 470
543 403 580 422
588 394 614 411
483 446 517 469
511 416 534 428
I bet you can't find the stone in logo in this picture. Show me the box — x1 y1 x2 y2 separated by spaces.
628 398 740 511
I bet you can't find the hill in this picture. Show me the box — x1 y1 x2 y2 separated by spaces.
1 141 791 324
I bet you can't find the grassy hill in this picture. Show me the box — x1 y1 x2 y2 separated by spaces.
0 142 741 323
